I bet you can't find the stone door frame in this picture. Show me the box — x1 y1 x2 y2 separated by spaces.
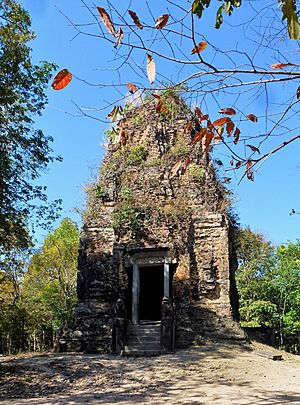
129 251 171 325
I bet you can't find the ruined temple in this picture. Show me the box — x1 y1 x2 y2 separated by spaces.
59 96 244 355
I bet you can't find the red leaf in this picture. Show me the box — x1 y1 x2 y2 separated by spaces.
226 121 234 136
51 69 72 90
192 128 208 144
233 127 241 145
128 10 143 29
126 83 138 93
246 144 260 154
212 117 231 127
155 14 169 29
191 41 207 54
246 114 258 123
170 160 182 179
203 131 214 151
97 7 115 36
230 159 234 166
219 107 236 116
270 62 296 69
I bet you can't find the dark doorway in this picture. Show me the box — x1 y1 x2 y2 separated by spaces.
139 266 164 321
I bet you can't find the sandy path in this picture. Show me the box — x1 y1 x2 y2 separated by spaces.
1 341 300 404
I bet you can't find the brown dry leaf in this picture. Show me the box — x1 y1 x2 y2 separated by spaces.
155 14 169 29
194 106 202 117
214 136 221 145
270 62 296 69
126 83 138 93
246 160 254 181
128 10 143 29
191 41 207 54
156 100 163 112
202 131 214 151
97 7 115 36
181 157 191 175
236 161 242 169
192 128 208 144
226 120 235 136
230 159 234 166
217 126 224 136
246 114 258 123
106 105 120 120
152 94 161 100
233 127 241 145
297 86 300 99
160 105 169 114
219 107 236 116
170 160 182 179
184 122 193 134
200 114 209 121
146 54 156 84
212 117 230 127
114 28 124 48
247 144 260 154
117 128 127 146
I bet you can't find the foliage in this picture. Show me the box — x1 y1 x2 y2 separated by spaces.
0 0 60 257
236 227 300 353
0 218 79 354
113 204 145 235
187 163 205 179
126 145 148 166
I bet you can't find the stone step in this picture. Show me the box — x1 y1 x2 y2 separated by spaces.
125 321 162 356
123 347 162 356
126 333 160 341
127 328 161 335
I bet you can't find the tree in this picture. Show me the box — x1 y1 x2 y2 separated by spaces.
236 227 300 353
0 0 60 258
59 0 300 184
0 218 79 354
235 227 277 328
24 218 79 332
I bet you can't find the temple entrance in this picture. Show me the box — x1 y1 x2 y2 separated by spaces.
139 266 164 321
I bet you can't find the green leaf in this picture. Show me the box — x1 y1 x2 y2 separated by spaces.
192 0 211 19
279 0 300 40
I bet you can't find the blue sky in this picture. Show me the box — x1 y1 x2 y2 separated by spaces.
20 0 300 245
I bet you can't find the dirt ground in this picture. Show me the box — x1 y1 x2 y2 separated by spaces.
0 340 300 404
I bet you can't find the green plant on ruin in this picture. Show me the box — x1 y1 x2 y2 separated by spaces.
119 186 133 202
113 204 146 235
93 184 108 198
104 127 118 142
126 145 148 166
187 163 205 180
169 132 189 159
132 114 146 128
159 84 190 122
144 158 162 167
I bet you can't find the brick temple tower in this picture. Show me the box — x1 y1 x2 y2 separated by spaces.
59 96 243 354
